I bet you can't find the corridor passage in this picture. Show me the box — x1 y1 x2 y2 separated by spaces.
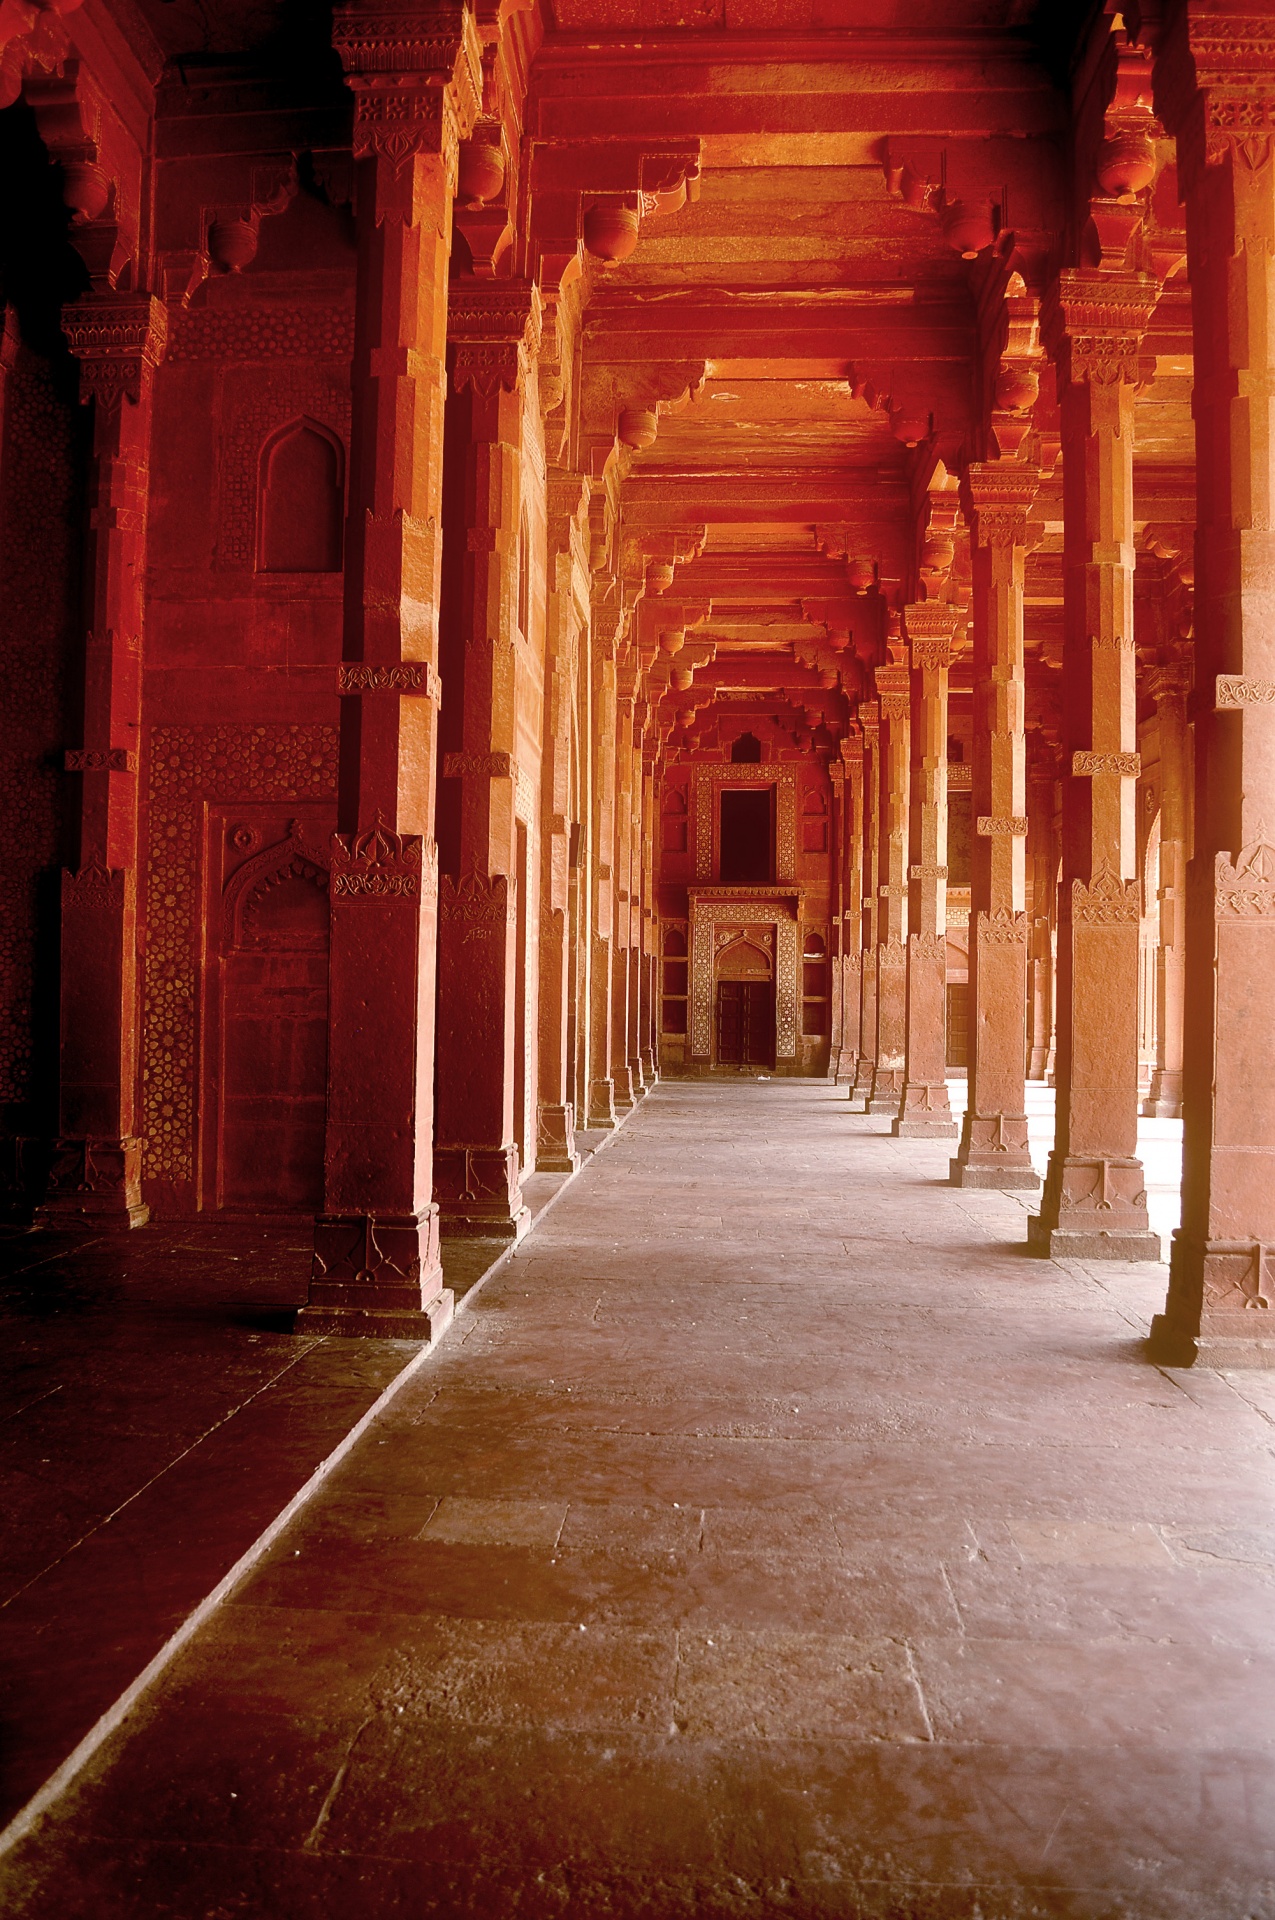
3 1082 1274 1919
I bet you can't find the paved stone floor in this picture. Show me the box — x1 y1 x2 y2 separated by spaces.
2 1080 1274 1918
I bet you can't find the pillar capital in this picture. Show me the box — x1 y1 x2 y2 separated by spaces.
448 279 542 396
1152 3 1275 193
902 601 957 671
961 461 1038 550
61 293 167 411
333 3 483 167
1040 269 1159 390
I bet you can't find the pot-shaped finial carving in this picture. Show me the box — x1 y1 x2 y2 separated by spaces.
457 136 505 206
209 216 258 273
583 202 640 263
618 407 658 451
1096 129 1157 198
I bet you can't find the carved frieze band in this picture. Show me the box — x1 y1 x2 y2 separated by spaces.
1072 751 1141 777
1217 675 1275 708
64 747 135 773
340 661 441 700
976 816 1028 836
946 764 972 791
976 908 1028 945
1215 841 1275 920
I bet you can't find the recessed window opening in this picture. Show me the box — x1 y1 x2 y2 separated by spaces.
730 731 762 763
719 787 774 884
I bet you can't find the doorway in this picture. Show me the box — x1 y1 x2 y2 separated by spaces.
716 979 775 1067
714 934 776 1067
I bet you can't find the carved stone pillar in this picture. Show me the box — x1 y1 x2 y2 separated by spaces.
34 295 167 1230
1151 11 1275 1361
1144 657 1191 1118
301 6 480 1337
869 664 910 1113
1026 745 1060 1080
536 472 588 1172
588 636 618 1126
850 700 880 1109
896 605 958 1137
640 751 660 1085
435 281 540 1237
836 738 865 1085
828 761 845 1079
1031 272 1159 1259
610 669 637 1109
951 465 1039 1186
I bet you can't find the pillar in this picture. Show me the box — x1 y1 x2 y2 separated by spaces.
837 738 866 1085
640 750 660 1086
1031 271 1159 1259
951 465 1039 1187
1026 744 1060 1080
869 664 910 1113
896 605 958 1138
536 472 588 1172
850 701 880 1109
1151 8 1275 1362
435 281 541 1238
35 297 167 1229
588 633 618 1126
300 7 480 1337
610 664 637 1110
1144 657 1190 1118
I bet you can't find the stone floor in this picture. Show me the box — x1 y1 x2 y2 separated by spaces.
2 1080 1274 1918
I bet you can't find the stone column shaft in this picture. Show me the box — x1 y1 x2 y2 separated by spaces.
1152 12 1275 1361
850 703 880 1109
952 467 1039 1186
1031 272 1159 1260
435 282 540 1238
302 8 481 1336
838 742 865 1085
37 296 167 1229
896 607 957 1137
536 474 588 1172
869 667 910 1112
1145 661 1191 1118
588 638 618 1126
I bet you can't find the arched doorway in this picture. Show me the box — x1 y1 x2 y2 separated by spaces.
212 827 330 1213
715 936 775 1068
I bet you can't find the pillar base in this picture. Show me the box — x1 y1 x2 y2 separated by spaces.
588 1079 618 1129
536 1103 581 1175
950 1159 1040 1191
1027 1215 1161 1262
1147 1233 1275 1366
1148 1313 1275 1369
1028 1153 1158 1260
434 1146 530 1240
33 1136 150 1231
306 1208 448 1331
296 1289 454 1344
894 1117 959 1139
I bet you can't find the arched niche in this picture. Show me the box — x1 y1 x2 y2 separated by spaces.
730 731 762 764
716 936 773 981
215 826 331 1214
257 417 345 573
